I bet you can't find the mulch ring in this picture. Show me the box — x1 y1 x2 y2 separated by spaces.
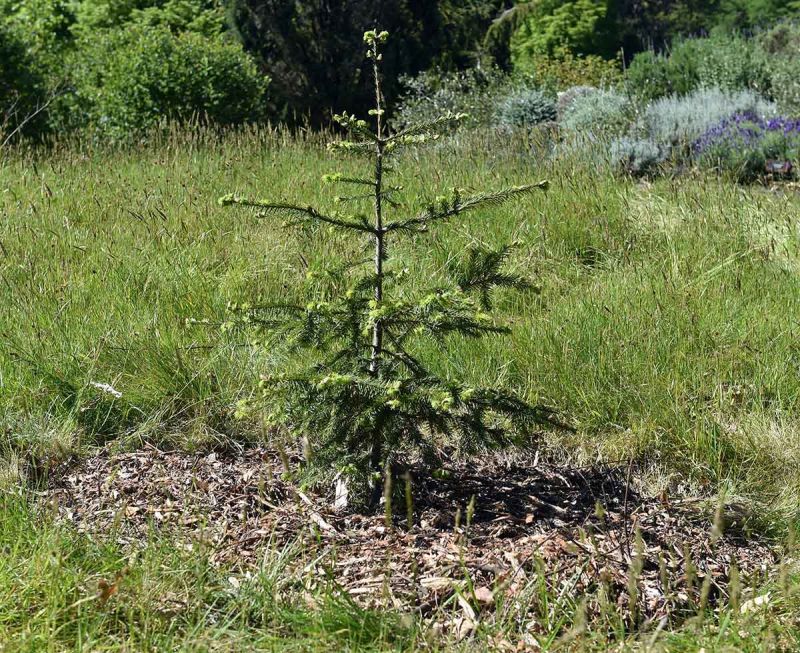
46 445 777 630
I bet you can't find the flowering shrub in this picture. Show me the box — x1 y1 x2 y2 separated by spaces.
642 88 777 148
494 88 556 128
693 113 800 182
690 35 771 96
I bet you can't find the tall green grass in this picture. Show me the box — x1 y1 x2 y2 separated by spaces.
2 126 800 516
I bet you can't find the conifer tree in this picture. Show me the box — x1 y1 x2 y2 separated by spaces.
219 30 551 505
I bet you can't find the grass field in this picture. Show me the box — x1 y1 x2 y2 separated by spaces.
2 127 800 649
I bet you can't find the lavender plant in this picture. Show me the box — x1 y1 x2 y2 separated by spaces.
219 31 552 505
693 113 800 182
642 88 777 148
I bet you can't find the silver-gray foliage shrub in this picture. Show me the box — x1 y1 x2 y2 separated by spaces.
560 89 631 138
494 88 556 128
609 137 666 177
556 86 596 120
642 87 777 147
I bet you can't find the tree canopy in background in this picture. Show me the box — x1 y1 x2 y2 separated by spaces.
509 0 616 60
227 0 504 123
0 21 48 137
1 0 800 138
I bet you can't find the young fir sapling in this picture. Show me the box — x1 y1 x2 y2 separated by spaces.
219 30 552 504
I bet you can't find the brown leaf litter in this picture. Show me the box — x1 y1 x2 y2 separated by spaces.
45 445 777 626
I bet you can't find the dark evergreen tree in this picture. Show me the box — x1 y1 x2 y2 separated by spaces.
219 30 552 504
0 23 49 140
226 0 504 124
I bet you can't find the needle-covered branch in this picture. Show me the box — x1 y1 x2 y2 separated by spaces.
218 194 374 232
322 173 377 188
452 243 537 310
386 181 549 232
388 111 470 141
366 291 511 340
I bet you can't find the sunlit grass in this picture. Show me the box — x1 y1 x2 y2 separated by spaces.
3 125 800 648
3 127 800 508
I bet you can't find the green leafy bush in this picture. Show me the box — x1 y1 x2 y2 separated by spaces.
0 0 75 63
62 24 267 137
559 89 631 138
623 43 681 104
625 51 681 102
70 0 224 37
515 52 621 93
642 88 776 147
494 88 556 128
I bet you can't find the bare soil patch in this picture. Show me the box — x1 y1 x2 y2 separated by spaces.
46 445 776 627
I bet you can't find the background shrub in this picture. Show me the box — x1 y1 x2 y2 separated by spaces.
758 22 800 115
515 52 621 93
642 88 777 147
624 51 675 103
657 38 703 96
757 19 800 56
556 85 596 120
609 136 666 177
508 0 616 60
61 25 267 137
769 58 800 115
693 113 800 182
230 0 505 125
690 34 771 95
626 34 771 104
70 0 224 37
494 88 556 128
393 66 509 130
559 88 631 138
624 41 705 102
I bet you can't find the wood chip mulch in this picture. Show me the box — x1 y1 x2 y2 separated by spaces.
45 445 777 629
